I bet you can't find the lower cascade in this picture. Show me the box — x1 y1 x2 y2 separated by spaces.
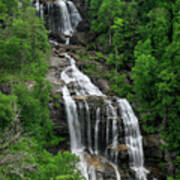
61 55 149 180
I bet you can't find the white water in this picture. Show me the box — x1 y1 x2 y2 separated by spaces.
104 100 119 162
62 86 83 152
57 0 73 37
67 1 82 29
110 162 121 180
61 55 121 180
65 37 70 45
107 101 119 163
60 54 149 180
118 99 149 180
61 54 104 96
34 0 44 17
95 108 100 155
34 0 82 43
85 101 93 154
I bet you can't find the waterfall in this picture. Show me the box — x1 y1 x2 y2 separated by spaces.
62 86 83 152
33 0 82 44
34 0 44 17
106 101 119 163
36 0 149 179
61 54 122 180
67 1 82 30
61 54 104 96
95 108 100 155
56 0 73 37
61 54 148 180
118 99 149 180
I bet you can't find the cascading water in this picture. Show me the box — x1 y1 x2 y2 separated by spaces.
56 0 73 37
33 0 82 44
36 1 149 179
61 54 148 180
62 85 82 152
67 1 82 30
34 0 44 17
118 99 149 180
95 108 100 155
61 54 121 180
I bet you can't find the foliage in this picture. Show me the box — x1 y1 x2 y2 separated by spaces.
88 0 180 178
0 1 83 180
0 118 83 180
0 92 17 129
0 123 36 179
0 0 50 75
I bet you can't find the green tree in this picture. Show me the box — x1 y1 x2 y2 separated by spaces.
0 0 49 74
0 92 17 129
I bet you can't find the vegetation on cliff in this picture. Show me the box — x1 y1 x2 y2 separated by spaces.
0 0 83 179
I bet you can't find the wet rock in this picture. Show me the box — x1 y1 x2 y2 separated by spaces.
47 69 64 93
77 20 89 32
68 52 81 60
83 153 117 180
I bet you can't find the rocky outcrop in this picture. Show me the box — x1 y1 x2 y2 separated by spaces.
84 153 117 180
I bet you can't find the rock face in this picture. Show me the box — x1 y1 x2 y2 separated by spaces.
83 153 117 180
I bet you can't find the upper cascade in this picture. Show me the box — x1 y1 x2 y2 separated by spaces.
33 0 82 42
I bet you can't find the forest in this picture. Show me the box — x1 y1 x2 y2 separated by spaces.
87 0 180 178
0 0 179 179
0 0 83 179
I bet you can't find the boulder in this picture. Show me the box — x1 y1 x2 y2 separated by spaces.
49 56 69 69
71 32 88 45
96 79 110 93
